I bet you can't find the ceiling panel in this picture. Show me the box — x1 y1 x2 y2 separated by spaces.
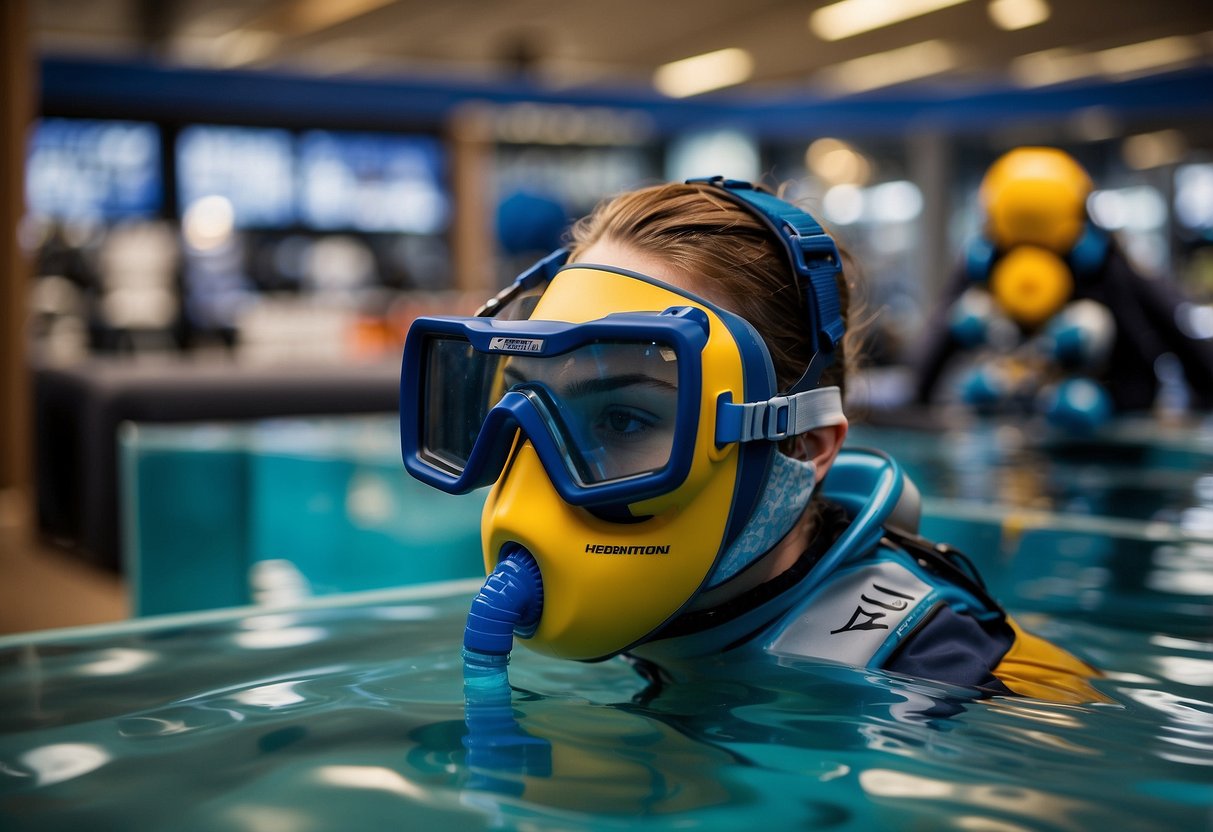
30 0 1213 95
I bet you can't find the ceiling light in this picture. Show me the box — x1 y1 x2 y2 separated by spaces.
1175 164 1213 230
869 181 925 223
1094 36 1199 78
666 129 760 182
805 138 872 185
987 0 1050 31
815 40 959 94
225 0 396 56
211 29 280 68
1012 35 1199 87
1122 129 1187 170
823 185 864 225
183 195 235 250
809 0 970 42
1010 47 1096 87
654 48 754 98
283 0 396 37
1067 106 1120 142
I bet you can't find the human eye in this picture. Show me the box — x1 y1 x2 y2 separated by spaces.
595 405 660 442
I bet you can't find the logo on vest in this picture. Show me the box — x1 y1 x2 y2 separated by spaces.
829 582 917 635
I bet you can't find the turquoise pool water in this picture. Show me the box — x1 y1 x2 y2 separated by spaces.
1 571 1210 830
3 421 1212 830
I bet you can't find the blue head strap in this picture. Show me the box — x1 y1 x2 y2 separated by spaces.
686 177 845 395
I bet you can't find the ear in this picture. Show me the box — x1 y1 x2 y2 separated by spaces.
789 419 849 479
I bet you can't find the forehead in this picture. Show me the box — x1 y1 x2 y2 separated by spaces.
572 239 726 307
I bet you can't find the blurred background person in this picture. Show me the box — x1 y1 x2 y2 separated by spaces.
912 146 1213 431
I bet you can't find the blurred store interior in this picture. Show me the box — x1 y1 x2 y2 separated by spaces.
1 0 1211 632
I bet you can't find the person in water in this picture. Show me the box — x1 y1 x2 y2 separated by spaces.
399 177 1100 703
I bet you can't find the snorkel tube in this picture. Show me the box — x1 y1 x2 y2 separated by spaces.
462 543 544 683
462 545 551 789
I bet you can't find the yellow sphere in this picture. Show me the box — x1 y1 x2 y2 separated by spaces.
980 147 1093 254
988 245 1073 328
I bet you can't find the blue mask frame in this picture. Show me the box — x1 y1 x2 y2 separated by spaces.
400 305 712 509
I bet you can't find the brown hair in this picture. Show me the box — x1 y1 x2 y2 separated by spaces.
567 181 862 398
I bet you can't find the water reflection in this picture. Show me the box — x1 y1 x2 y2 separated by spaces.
1147 542 1213 595
1 586 1211 829
1150 655 1213 687
233 613 328 650
313 764 430 799
859 768 1091 826
18 742 110 787
76 648 158 676
118 716 191 738
231 681 308 709
453 688 747 815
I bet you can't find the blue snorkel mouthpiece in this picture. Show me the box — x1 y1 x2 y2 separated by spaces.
463 544 544 663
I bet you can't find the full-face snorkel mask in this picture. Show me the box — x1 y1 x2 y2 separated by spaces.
400 178 845 663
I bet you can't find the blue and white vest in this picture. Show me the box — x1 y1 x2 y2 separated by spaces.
629 448 1005 677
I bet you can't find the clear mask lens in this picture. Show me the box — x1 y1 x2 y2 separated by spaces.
422 336 682 486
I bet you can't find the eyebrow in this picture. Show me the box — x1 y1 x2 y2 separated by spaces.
503 366 676 398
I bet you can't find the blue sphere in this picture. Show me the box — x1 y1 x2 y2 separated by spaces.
1044 378 1113 434
960 366 1006 412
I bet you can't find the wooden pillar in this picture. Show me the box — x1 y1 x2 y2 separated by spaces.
448 103 496 296
0 0 33 528
908 129 953 313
